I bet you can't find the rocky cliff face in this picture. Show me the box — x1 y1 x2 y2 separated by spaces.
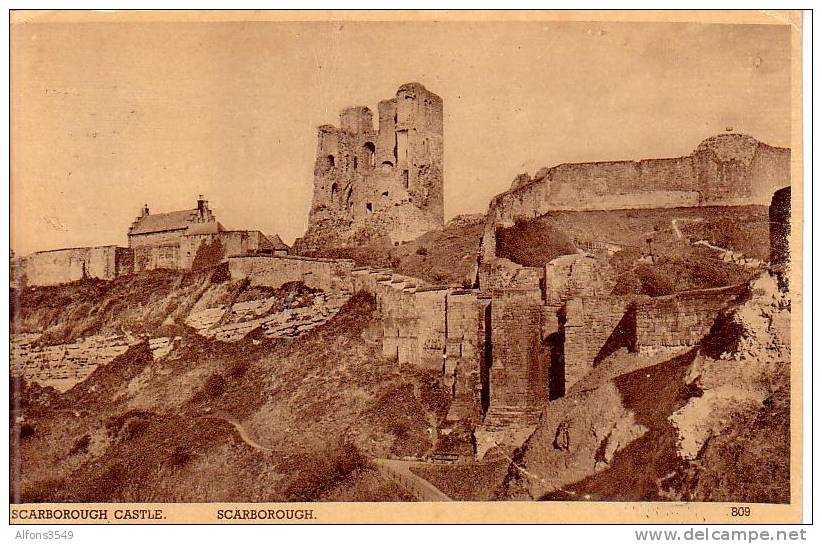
502 270 790 503
10 269 351 393
11 288 450 503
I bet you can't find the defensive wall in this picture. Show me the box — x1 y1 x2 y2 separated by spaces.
343 255 745 458
17 230 282 288
480 134 790 265
15 245 132 288
228 255 356 295
562 286 743 391
130 229 281 274
489 134 790 233
12 244 746 458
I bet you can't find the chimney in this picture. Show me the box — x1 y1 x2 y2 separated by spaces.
141 204 150 217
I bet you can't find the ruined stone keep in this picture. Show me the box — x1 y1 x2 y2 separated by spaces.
297 83 444 250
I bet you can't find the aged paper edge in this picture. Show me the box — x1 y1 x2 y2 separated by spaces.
8 8 805 525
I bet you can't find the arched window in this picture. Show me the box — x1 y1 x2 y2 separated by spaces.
363 142 376 168
353 156 358 170
331 182 338 197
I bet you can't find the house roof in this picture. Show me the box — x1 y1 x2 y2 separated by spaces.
130 209 218 236
266 233 290 251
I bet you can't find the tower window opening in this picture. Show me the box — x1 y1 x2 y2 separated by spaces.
366 202 373 214
353 157 358 169
363 142 376 168
403 169 409 189
331 183 338 197
326 155 335 168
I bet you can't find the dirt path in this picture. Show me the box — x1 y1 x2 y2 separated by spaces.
374 458 452 501
199 412 273 452
671 217 704 240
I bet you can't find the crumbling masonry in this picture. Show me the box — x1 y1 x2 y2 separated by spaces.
295 83 444 250
11 80 794 461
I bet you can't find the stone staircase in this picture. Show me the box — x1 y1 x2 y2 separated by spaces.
473 404 542 460
481 404 541 432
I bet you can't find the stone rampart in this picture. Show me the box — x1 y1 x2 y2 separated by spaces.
179 230 277 269
486 289 547 415
634 287 743 355
563 296 634 390
563 286 743 391
228 255 356 294
19 245 130 287
444 291 488 424
489 135 790 230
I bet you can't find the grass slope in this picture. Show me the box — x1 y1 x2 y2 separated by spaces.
11 292 446 502
299 215 486 287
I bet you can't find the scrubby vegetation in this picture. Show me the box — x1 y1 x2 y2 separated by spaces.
10 288 446 503
496 207 764 296
11 269 209 345
300 214 485 286
495 216 577 267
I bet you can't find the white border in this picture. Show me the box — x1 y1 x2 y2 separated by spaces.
1 4 815 542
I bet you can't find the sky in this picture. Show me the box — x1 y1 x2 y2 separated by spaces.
11 16 792 255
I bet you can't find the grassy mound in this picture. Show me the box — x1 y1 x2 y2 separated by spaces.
495 217 577 267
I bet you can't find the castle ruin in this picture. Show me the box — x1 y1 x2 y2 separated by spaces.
11 81 794 464
295 83 444 251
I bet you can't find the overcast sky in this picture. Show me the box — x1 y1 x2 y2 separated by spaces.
11 18 792 255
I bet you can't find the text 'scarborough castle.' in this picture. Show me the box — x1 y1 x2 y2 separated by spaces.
12 82 792 459
295 82 444 250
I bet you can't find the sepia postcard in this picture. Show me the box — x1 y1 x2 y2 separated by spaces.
8 9 805 525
